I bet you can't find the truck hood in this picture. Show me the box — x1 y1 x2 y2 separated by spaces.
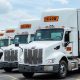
0 46 9 52
3 44 28 50
0 46 9 51
25 41 61 49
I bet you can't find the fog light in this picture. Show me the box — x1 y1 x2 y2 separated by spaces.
44 66 53 71
47 58 55 63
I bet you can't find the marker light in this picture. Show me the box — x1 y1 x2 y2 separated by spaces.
20 24 31 29
0 33 4 36
66 47 72 51
6 29 15 33
44 16 59 22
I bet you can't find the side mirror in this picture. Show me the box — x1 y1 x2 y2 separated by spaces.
15 43 19 47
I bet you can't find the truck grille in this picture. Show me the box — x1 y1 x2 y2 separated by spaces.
24 49 42 64
4 50 18 61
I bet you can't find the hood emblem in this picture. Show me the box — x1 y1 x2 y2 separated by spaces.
10 49 13 50
31 47 36 49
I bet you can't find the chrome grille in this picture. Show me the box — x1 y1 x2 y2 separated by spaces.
4 50 18 61
11 50 14 61
4 50 10 61
14 50 18 61
24 49 42 64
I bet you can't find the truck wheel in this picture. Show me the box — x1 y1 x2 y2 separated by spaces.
58 60 67 78
22 72 34 78
4 68 12 72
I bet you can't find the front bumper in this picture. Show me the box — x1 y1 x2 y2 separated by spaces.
0 62 18 69
19 64 59 73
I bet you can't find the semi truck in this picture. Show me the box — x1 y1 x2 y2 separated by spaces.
0 29 16 71
19 8 80 78
2 20 40 72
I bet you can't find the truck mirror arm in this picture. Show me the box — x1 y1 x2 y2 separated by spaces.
15 43 23 52
18 46 23 52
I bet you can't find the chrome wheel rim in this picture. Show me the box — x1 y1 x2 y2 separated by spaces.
60 64 66 76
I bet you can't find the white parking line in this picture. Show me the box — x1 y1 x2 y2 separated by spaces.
0 75 17 80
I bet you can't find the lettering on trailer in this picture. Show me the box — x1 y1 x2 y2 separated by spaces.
21 24 31 29
0 33 4 36
44 16 59 22
6 29 15 33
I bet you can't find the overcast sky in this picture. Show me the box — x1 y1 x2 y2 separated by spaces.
0 0 80 29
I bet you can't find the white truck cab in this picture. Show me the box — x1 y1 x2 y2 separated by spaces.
2 20 40 72
19 8 80 78
0 29 16 70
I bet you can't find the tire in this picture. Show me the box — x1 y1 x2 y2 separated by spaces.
22 72 34 78
58 60 67 78
4 68 12 72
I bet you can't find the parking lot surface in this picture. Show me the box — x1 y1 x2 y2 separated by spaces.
0 69 80 80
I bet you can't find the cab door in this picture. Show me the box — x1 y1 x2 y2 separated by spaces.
64 31 73 58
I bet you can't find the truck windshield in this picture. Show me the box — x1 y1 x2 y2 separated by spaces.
0 39 9 47
34 29 64 41
14 35 28 44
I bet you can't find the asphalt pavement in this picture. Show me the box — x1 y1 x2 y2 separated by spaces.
0 69 80 80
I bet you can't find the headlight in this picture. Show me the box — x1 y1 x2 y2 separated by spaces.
47 58 56 63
